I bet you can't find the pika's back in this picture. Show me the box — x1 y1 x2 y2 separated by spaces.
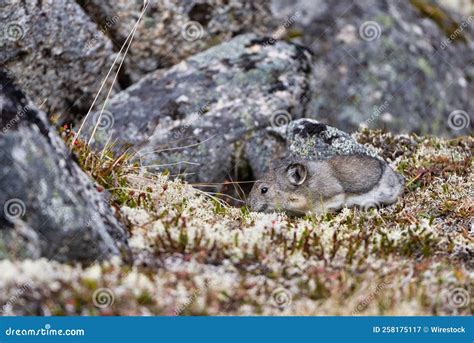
327 155 384 194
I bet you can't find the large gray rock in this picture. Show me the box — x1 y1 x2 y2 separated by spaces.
0 70 130 263
0 0 117 122
78 0 275 82
271 0 473 136
83 34 313 184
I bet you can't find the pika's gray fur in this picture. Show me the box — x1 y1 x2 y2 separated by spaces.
248 155 404 215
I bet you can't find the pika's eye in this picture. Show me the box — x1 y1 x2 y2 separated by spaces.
260 187 268 195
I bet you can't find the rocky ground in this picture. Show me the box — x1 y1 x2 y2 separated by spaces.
1 129 472 315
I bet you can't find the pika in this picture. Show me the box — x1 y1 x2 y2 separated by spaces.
248 155 404 215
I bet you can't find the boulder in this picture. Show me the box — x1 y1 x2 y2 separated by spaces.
83 34 313 184
0 70 130 263
78 0 275 82
271 0 473 136
0 0 117 122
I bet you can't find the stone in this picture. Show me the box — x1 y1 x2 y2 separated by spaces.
285 119 379 159
83 34 313 184
0 0 118 122
271 0 473 136
0 70 130 263
78 0 275 82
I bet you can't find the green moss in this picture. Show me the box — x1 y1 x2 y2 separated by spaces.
417 57 434 76
212 198 227 215
82 278 98 290
137 291 154 305
374 15 394 28
286 29 303 40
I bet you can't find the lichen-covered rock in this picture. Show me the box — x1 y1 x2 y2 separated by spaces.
271 0 473 136
0 0 117 122
246 118 380 179
78 0 274 82
83 34 312 184
0 70 130 263
285 119 379 158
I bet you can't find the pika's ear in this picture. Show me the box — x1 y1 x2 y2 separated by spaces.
286 163 307 185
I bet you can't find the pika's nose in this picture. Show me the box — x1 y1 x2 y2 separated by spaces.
247 197 262 212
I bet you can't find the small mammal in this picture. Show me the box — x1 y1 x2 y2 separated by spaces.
248 155 404 215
